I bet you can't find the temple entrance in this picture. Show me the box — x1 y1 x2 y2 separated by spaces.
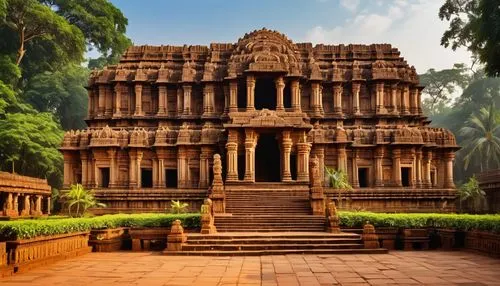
358 168 369 188
141 168 153 188
255 77 277 110
100 168 110 188
165 169 177 188
255 134 281 182
402 167 411 187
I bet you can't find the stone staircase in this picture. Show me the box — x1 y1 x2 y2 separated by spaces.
166 183 388 255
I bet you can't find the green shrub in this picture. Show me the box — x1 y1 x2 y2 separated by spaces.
0 213 200 240
339 212 500 233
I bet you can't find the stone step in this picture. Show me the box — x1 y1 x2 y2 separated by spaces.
186 238 360 244
187 232 360 240
182 243 363 251
215 228 326 232
165 248 389 256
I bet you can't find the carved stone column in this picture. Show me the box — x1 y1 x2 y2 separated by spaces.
290 79 301 112
203 83 215 117
152 158 159 188
401 84 410 115
376 82 387 114
199 147 211 188
246 75 255 111
136 151 143 188
333 83 343 115
98 85 106 116
311 82 323 116
158 158 165 188
177 147 188 188
243 129 257 182
134 83 144 116
105 85 113 116
391 83 398 114
229 81 238 113
63 153 73 188
296 139 311 182
114 83 122 117
374 147 384 187
392 148 402 187
351 82 361 115
226 130 239 182
93 158 98 188
410 88 418 114
176 86 183 115
80 152 88 188
423 151 432 188
4 193 17 217
183 84 192 115
276 77 285 112
87 89 94 117
352 150 359 188
21 195 30 216
444 152 455 188
223 84 230 116
108 149 117 188
157 84 168 116
337 145 347 172
13 193 19 216
417 86 423 114
129 152 138 188
282 131 293 182
416 149 423 188
34 195 42 216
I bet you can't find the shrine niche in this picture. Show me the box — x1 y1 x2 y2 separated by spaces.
60 28 459 213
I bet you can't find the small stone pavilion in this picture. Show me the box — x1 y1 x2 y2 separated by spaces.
0 172 51 218
60 28 458 214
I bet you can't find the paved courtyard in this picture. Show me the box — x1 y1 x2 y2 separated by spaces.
2 251 500 285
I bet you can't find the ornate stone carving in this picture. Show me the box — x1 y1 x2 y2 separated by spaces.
166 220 187 251
209 154 225 213
363 222 380 249
309 156 325 216
181 61 197 82
200 198 217 234
326 199 340 233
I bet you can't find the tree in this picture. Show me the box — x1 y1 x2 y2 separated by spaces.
457 175 486 213
439 0 500 77
325 167 353 208
419 63 470 115
62 184 105 217
459 104 500 171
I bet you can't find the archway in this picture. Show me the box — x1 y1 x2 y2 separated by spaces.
255 134 281 182
255 77 277 110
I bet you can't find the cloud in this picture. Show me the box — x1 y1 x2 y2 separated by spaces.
340 0 360 12
304 0 472 73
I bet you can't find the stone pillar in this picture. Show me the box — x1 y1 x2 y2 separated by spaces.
296 139 311 182
114 83 122 117
4 193 17 217
351 150 359 188
410 88 419 114
87 89 94 117
229 81 238 113
243 129 257 182
391 83 398 114
333 83 342 115
63 154 73 188
108 149 117 188
417 87 423 114
129 152 138 188
134 83 143 116
374 147 384 187
177 148 188 188
246 75 255 111
444 152 455 188
157 84 168 116
423 151 432 188
226 130 239 182
376 82 387 114
176 86 183 115
183 84 192 115
276 77 285 112
392 148 402 187
199 147 211 188
93 158 98 188
158 159 165 188
282 131 293 182
80 152 88 188
401 84 410 115
105 85 113 116
35 195 42 215
136 151 143 188
21 195 30 216
311 82 323 116
223 84 230 116
13 193 19 216
415 149 423 188
337 146 347 172
352 82 361 115
203 84 215 117
290 79 301 112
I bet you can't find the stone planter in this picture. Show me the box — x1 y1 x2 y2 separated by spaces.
89 227 129 252
465 231 500 257
6 232 91 273
437 229 465 250
376 227 398 250
402 228 429 250
129 227 170 251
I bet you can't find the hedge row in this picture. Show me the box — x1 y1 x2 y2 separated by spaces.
340 212 500 233
0 213 200 240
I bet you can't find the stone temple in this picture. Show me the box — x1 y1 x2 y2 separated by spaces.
60 28 458 216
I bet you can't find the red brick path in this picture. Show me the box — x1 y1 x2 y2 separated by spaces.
1 251 499 285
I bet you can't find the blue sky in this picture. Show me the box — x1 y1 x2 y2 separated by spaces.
107 0 471 73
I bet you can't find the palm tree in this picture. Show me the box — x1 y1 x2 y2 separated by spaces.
325 167 353 208
457 176 486 213
62 184 105 217
459 104 500 171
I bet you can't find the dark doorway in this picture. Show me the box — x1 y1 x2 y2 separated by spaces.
165 169 177 188
402 167 411 187
255 134 281 182
100 168 110 188
238 154 245 181
284 83 292 108
141 168 153 188
358 168 369 188
18 195 24 214
237 80 247 109
255 77 277 110
430 170 436 186
290 153 297 180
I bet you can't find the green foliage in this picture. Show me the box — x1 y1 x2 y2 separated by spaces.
458 104 500 171
339 212 500 233
458 176 486 212
439 0 500 77
62 184 105 217
170 200 189 214
325 167 353 208
0 213 201 240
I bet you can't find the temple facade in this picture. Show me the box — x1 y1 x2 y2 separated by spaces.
60 29 459 213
